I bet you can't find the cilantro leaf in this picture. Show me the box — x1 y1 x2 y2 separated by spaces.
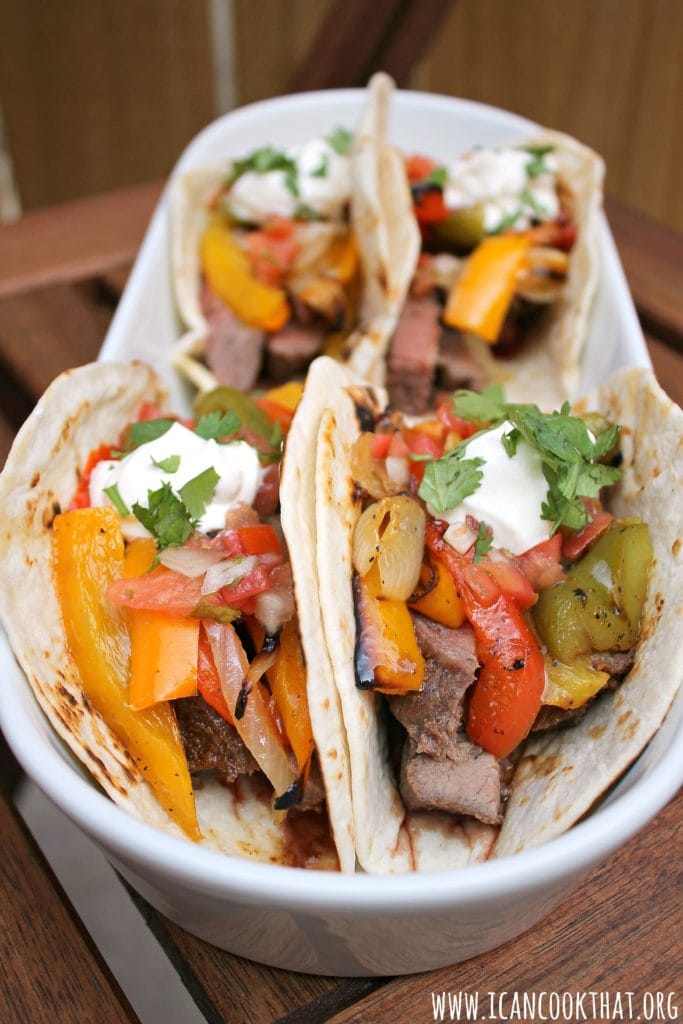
194 410 240 441
151 454 180 473
520 188 548 218
311 154 329 178
130 418 175 449
524 144 554 178
418 450 485 515
473 521 493 562
228 146 299 196
178 468 219 522
327 126 353 155
104 483 129 517
422 166 448 188
133 483 195 552
490 208 522 234
452 384 506 425
294 202 323 221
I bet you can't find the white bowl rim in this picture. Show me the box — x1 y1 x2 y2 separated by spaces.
3 85 680 911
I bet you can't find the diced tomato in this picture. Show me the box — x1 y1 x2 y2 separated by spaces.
370 433 393 460
197 629 234 724
246 218 299 287
253 464 281 517
388 434 410 459
524 220 577 252
237 524 283 558
254 398 294 434
107 568 202 616
436 402 480 439
481 558 537 609
413 189 448 226
70 444 116 510
516 534 565 592
137 401 165 422
562 510 613 561
220 564 272 608
427 523 545 759
404 430 444 484
405 154 437 183
210 530 245 558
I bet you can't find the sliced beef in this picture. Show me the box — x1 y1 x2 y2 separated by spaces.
265 322 326 379
590 648 635 679
388 619 477 761
411 614 477 676
387 293 442 413
531 703 590 733
175 696 258 781
201 282 265 390
400 738 503 825
437 328 487 392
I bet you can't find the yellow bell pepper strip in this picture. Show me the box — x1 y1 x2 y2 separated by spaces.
201 220 290 331
543 655 609 710
261 381 304 413
443 234 532 343
52 509 201 840
266 620 315 775
355 562 425 694
409 558 466 629
123 539 199 712
323 232 358 284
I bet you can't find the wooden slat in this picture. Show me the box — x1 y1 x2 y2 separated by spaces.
606 197 683 347
0 789 139 1024
374 0 453 87
327 792 683 1024
0 182 162 298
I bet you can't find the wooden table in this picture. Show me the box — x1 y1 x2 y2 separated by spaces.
0 186 681 1024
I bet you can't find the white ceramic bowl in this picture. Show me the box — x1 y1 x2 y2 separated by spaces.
2 89 680 977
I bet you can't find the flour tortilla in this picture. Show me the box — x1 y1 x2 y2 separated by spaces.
345 79 604 407
0 361 341 868
314 366 682 871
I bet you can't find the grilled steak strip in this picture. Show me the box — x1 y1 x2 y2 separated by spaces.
265 322 326 379
201 282 265 390
386 293 442 414
175 696 258 780
400 739 503 825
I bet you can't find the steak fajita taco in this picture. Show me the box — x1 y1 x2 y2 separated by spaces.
171 114 376 396
313 365 682 872
0 360 357 870
346 74 604 413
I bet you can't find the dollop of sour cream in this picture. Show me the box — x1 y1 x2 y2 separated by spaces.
444 146 559 233
89 422 264 541
435 422 552 555
227 137 351 224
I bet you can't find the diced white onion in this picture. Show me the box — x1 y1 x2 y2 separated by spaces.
385 455 410 487
201 556 258 596
444 521 478 554
159 546 223 578
255 588 294 634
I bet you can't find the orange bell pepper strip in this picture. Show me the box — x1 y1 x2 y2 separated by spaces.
409 557 465 629
323 232 358 284
122 539 199 711
355 563 425 694
426 523 544 759
265 620 315 775
261 380 304 413
443 234 531 343
201 220 289 331
52 509 201 840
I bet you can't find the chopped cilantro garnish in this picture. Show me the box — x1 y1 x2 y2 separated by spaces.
133 483 195 551
191 600 241 624
178 468 219 522
520 188 547 217
228 146 299 196
422 166 448 188
524 144 554 178
472 521 493 562
194 409 240 441
490 207 522 234
449 389 622 533
294 202 323 221
418 449 485 516
130 418 175 449
311 153 329 178
104 483 129 518
327 126 353 155
151 454 180 473
408 452 435 462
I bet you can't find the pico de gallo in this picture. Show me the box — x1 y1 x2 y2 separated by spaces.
52 384 320 841
348 385 653 824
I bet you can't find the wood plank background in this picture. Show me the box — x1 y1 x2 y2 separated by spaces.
1 1 682 231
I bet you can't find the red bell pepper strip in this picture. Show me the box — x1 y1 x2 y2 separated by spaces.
426 522 545 759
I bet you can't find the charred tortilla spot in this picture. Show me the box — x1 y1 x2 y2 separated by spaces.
42 500 62 530
672 539 681 556
30 472 40 488
589 725 606 739
322 698 330 710
57 683 79 710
